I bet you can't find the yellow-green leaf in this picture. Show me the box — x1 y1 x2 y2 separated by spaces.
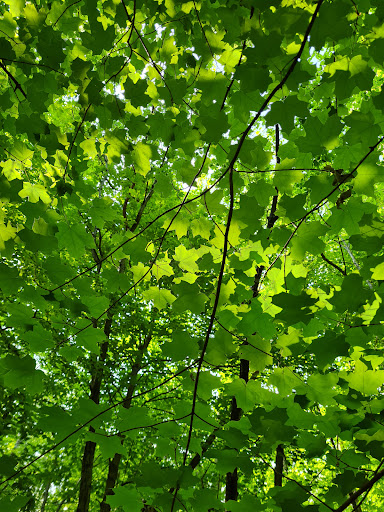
19 183 51 204
132 142 151 176
142 286 176 310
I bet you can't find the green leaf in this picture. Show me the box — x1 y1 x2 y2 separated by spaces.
19 182 50 203
225 379 259 412
296 115 342 155
56 223 94 258
106 486 143 512
237 302 277 339
266 96 309 134
87 432 127 459
24 325 54 352
371 262 384 280
0 355 44 394
344 360 384 396
132 141 152 176
291 222 327 260
76 328 106 354
0 263 22 293
306 373 339 405
142 286 176 310
173 245 200 273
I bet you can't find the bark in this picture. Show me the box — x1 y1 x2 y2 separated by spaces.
189 433 216 470
77 439 97 512
76 317 113 512
130 182 155 232
274 444 285 487
40 480 51 512
225 381 246 503
100 334 152 511
225 468 238 502
225 396 241 500
349 494 362 512
335 468 384 512
100 453 122 512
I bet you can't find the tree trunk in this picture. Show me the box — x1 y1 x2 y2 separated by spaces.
225 360 248 504
77 439 97 512
76 318 112 512
40 480 51 512
226 125 281 505
99 334 152 511
100 453 122 512
274 444 284 487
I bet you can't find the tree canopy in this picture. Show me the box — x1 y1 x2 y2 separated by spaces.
1 0 384 511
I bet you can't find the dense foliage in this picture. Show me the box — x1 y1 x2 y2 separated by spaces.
1 0 384 511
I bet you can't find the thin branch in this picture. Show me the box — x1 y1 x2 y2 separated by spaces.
183 166 235 464
52 0 81 28
193 0 214 58
121 0 174 102
257 453 334 511
335 467 384 512
321 253 346 276
63 104 91 179
171 167 235 512
0 58 66 75
261 136 384 285
220 40 247 110
0 362 196 486
0 60 26 98
130 181 155 232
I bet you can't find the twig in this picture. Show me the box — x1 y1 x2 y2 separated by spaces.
0 60 26 98
321 253 346 276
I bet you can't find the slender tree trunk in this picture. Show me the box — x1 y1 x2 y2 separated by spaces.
100 334 152 512
100 453 122 512
40 480 51 512
225 125 281 505
225 361 248 503
55 499 66 512
274 444 284 487
225 396 240 501
76 317 112 512
77 439 98 512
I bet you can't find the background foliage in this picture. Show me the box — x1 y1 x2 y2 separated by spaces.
1 0 384 511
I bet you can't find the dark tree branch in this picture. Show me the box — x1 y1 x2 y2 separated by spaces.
275 124 280 165
335 468 384 512
0 59 27 98
220 40 247 110
261 135 384 286
77 316 113 512
0 57 66 75
321 253 347 276
130 182 155 232
52 0 82 27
